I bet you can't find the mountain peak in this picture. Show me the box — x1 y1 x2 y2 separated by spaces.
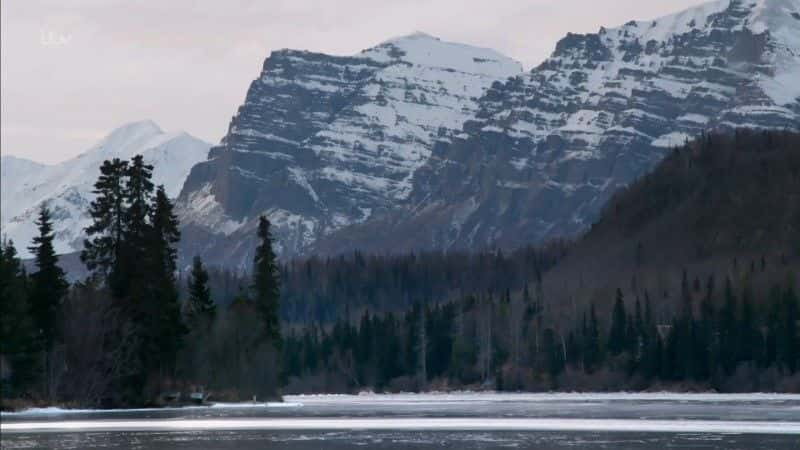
89 119 167 158
361 32 522 77
383 31 440 43
105 119 163 140
1 121 211 258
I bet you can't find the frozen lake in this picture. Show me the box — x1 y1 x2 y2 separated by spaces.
2 392 800 449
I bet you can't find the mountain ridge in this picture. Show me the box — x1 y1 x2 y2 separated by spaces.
1 121 211 258
176 32 523 266
311 0 800 258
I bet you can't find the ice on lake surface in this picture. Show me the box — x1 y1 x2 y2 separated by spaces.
2 392 800 449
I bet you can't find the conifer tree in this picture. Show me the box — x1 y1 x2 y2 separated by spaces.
28 206 69 351
676 269 695 379
147 185 185 374
719 277 738 373
543 328 564 379
28 206 69 399
634 297 644 352
608 288 627 355
0 240 38 398
121 155 155 298
764 286 782 367
186 255 216 328
582 304 601 373
696 276 716 380
417 305 427 385
253 215 281 347
624 313 636 354
82 158 128 294
738 284 761 364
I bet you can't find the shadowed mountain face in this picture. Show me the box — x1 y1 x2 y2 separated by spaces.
539 130 800 322
177 1 800 269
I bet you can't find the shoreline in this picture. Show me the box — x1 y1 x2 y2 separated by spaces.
4 391 800 416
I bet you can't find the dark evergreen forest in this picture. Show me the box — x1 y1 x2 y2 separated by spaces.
2 130 799 409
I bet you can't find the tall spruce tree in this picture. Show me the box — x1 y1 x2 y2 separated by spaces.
0 240 38 399
253 215 282 347
608 288 627 355
121 155 155 300
696 276 716 380
147 185 185 374
582 305 601 373
82 158 128 294
187 255 216 327
28 206 69 399
543 328 564 379
719 277 738 373
677 269 695 379
28 206 69 351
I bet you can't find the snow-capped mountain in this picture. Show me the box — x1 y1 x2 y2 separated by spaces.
178 0 799 266
313 0 800 255
1 120 211 258
177 33 522 264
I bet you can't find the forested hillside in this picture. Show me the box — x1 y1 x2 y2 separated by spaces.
2 131 798 409
277 130 800 393
543 130 800 320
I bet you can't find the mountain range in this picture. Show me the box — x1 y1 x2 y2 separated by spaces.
2 0 798 269
176 0 800 268
0 121 210 259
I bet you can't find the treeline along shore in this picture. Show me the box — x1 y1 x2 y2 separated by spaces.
1 130 799 409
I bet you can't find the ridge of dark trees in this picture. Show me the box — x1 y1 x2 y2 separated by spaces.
2 130 799 408
281 274 799 393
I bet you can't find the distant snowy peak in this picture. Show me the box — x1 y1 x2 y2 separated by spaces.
1 121 211 258
598 0 799 45
573 0 800 106
1 155 46 188
93 119 164 152
1 156 47 219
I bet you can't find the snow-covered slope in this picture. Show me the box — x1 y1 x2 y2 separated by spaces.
1 121 211 258
1 156 47 221
177 33 522 265
178 1 799 265
313 0 800 255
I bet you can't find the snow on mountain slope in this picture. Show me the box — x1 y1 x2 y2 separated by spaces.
174 1 800 266
1 121 211 258
314 32 523 201
177 33 522 265
1 156 47 221
312 0 800 256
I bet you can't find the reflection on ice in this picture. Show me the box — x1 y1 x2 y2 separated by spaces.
3 417 800 434
285 391 800 404
1 402 303 418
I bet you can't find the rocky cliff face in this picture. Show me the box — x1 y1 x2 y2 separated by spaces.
313 0 800 255
178 0 800 267
176 33 522 266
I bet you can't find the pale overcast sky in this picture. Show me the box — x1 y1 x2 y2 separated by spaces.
1 0 710 164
